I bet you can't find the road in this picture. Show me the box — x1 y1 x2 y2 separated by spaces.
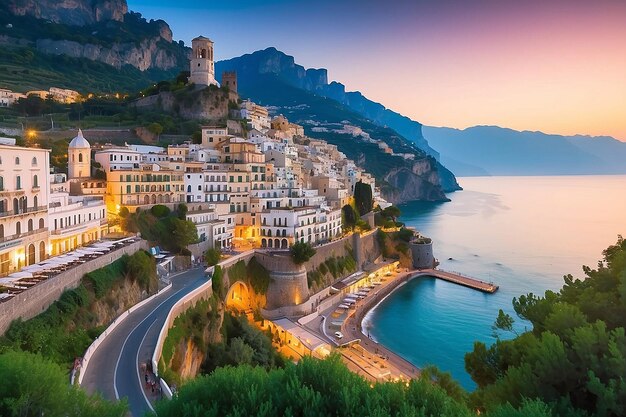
81 267 207 417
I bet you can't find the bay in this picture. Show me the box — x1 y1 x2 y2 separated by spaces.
364 175 626 390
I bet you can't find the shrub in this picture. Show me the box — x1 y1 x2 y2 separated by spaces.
150 204 171 218
205 247 222 266
290 241 316 264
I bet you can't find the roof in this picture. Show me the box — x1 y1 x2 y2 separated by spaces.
273 318 330 352
192 35 213 42
69 129 90 149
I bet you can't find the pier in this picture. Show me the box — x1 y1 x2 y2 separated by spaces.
417 269 499 293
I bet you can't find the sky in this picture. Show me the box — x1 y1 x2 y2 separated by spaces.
128 0 626 141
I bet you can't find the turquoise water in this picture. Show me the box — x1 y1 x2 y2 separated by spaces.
364 175 626 390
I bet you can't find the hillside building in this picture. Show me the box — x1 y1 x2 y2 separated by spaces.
189 36 218 87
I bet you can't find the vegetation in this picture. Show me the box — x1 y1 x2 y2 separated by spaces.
204 247 222 266
290 241 317 264
354 180 373 215
375 205 403 229
152 354 550 417
201 313 285 374
341 204 358 231
0 350 126 417
0 251 156 367
465 236 626 417
307 253 358 288
225 258 271 295
121 204 197 253
211 266 224 299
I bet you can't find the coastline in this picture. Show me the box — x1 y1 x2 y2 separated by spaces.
341 269 423 379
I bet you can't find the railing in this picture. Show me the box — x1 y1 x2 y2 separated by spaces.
0 227 48 244
0 205 47 219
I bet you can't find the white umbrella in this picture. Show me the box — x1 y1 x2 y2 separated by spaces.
8 271 33 279
22 264 47 273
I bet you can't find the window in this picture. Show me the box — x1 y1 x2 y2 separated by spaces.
33 175 38 188
16 176 21 190
32 157 37 166
78 153 83 163
15 157 19 165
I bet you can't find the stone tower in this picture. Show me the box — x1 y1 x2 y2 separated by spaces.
222 71 237 94
189 36 217 87
68 129 91 179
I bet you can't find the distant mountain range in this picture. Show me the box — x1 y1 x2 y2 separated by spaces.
423 125 626 176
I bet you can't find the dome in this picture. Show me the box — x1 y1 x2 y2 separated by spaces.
69 129 90 149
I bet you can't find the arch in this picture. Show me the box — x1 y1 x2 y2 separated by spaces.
33 195 38 208
151 194 157 204
32 157 37 166
39 241 46 260
13 198 18 214
16 221 21 235
224 281 252 311
27 219 33 232
27 244 35 266
39 218 44 229
33 175 38 188
72 154 75 162
200 48 207 59
268 239 273 248
164 194 171 203
144 195 150 204
0 176 3 190
15 156 19 165
0 224 3 238
274 238 280 248
281 239 288 249
158 195 164 203
78 153 83 163
261 238 267 248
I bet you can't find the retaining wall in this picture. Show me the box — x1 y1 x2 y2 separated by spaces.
0 240 148 335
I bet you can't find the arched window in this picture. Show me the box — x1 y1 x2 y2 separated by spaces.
15 157 19 165
33 196 37 208
28 219 33 232
33 175 38 188
72 154 75 162
79 153 83 163
0 224 3 238
31 157 37 166
0 176 3 191
15 176 21 190
16 222 21 235
39 218 44 229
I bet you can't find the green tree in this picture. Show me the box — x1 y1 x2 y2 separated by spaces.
290 241 316 264
341 204 357 231
125 250 156 292
354 180 373 215
147 122 163 138
204 247 222 266
0 350 126 417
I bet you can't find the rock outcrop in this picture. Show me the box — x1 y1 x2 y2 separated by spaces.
7 0 127 26
35 36 181 71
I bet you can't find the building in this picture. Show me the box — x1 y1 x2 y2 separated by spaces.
222 71 237 94
0 145 51 273
189 36 217 87
0 88 25 107
240 100 270 131
49 87 81 104
186 205 234 250
68 129 91 179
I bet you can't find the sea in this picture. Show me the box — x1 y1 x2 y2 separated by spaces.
363 175 626 390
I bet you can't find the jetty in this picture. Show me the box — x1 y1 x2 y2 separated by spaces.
416 269 499 293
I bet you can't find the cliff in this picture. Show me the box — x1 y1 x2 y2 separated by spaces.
0 1 188 74
7 0 127 26
216 48 460 195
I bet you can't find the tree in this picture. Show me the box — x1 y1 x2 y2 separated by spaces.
205 247 222 266
290 241 316 264
147 122 163 138
211 266 223 298
166 217 198 253
354 180 373 215
382 205 401 222
0 350 126 417
125 250 156 292
341 204 357 231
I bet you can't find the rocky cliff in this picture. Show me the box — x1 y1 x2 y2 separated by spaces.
0 0 188 72
7 0 127 26
217 48 461 194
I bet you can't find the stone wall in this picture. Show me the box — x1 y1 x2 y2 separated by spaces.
254 251 308 309
0 240 148 335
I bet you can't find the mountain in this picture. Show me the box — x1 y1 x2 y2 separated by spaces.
423 125 626 176
0 0 189 91
216 48 460 196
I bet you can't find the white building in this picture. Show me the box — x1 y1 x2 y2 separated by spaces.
0 145 51 273
189 36 218 87
68 129 91 179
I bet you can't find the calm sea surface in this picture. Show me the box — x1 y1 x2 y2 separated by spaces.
363 175 626 390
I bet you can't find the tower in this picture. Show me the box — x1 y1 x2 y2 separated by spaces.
68 129 91 179
222 71 237 94
189 36 217 87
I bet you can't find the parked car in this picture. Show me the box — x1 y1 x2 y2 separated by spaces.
334 331 344 339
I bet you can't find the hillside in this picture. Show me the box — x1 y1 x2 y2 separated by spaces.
216 48 460 196
0 0 188 92
424 125 626 176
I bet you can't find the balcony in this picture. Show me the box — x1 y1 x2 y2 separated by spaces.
0 188 25 196
0 205 47 219
0 227 48 246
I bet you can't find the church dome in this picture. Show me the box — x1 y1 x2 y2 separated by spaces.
69 129 90 148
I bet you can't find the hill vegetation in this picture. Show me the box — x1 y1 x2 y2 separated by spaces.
465 236 626 417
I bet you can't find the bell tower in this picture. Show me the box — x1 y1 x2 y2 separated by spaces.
189 36 217 87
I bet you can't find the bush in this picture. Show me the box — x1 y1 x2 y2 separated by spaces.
150 204 171 218
211 266 223 299
246 257 270 295
205 247 222 266
290 241 316 264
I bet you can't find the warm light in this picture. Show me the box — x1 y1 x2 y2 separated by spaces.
115 204 121 213
27 129 36 139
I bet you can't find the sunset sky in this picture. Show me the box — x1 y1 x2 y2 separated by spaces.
128 0 626 141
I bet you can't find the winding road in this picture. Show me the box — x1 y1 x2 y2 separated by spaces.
81 267 207 417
